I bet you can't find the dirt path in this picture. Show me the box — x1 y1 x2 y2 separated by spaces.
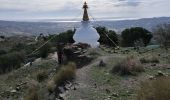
64 56 110 100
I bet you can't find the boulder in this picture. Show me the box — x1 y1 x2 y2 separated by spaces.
98 60 106 67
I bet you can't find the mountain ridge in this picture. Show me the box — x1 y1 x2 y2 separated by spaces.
0 17 170 36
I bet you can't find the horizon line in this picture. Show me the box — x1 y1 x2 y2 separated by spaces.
0 16 170 23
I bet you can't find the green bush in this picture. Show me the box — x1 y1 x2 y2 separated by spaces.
50 30 75 44
137 76 170 100
0 52 25 74
112 56 144 75
96 26 118 47
39 43 51 58
0 49 7 55
121 27 153 47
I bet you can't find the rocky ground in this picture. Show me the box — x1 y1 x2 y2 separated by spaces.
0 46 170 100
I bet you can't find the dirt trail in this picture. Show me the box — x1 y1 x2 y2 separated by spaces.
64 56 110 100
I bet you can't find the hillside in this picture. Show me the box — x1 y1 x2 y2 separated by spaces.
0 17 170 36
0 45 170 100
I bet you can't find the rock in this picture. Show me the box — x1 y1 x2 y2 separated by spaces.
58 95 64 100
112 93 119 97
105 89 111 94
149 75 155 80
157 70 165 77
151 64 156 66
158 54 161 56
10 90 17 93
105 73 109 75
0 91 11 98
94 83 97 88
63 43 92 67
73 86 77 90
16 87 20 91
63 86 69 91
108 96 112 98
98 60 106 67
59 93 65 99
58 87 65 93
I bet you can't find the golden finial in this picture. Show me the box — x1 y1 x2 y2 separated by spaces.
83 1 89 21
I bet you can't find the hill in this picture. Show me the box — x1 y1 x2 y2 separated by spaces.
0 17 170 36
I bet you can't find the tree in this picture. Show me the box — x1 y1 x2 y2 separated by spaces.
50 30 75 44
96 26 118 47
153 24 170 49
121 27 152 47
39 43 51 58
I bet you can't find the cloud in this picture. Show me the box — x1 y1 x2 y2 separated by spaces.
0 0 170 20
116 0 142 7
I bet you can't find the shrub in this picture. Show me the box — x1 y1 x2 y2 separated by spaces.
0 51 25 74
121 27 152 47
140 56 159 63
50 30 75 44
47 62 76 92
137 76 170 100
47 80 56 93
0 49 7 55
39 43 51 58
112 56 144 75
153 24 170 49
53 62 76 86
36 70 48 82
24 84 39 100
96 26 118 47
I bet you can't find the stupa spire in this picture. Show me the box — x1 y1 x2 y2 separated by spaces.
73 2 100 48
83 2 89 21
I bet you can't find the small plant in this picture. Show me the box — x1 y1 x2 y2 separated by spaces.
137 76 170 100
36 70 48 82
140 56 159 63
112 56 144 75
53 62 76 86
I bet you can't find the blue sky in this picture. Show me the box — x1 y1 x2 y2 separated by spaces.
0 0 170 21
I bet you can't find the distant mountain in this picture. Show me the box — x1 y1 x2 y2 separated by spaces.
0 17 170 36
95 17 170 32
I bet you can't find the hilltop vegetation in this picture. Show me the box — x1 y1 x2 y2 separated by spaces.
0 23 170 100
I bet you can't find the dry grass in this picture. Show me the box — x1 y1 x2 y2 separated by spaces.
47 62 76 92
137 76 170 100
140 56 159 63
112 56 144 75
47 80 56 93
53 62 76 86
24 83 39 100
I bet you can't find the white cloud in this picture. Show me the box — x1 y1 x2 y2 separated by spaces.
0 0 170 20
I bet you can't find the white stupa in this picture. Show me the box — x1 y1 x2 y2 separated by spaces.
73 2 100 48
